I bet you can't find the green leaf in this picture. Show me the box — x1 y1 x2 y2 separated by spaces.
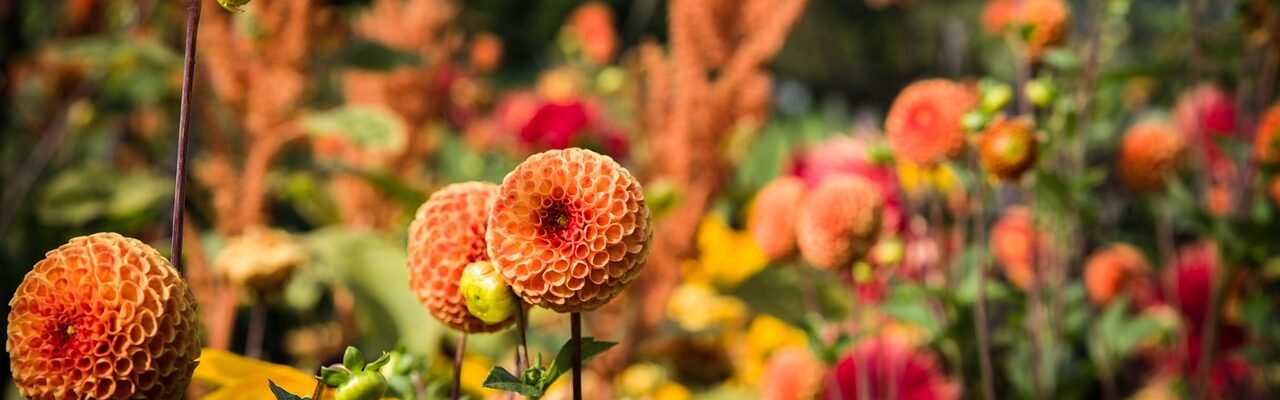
365 352 392 372
482 367 545 397
344 346 366 372
542 337 617 390
303 106 406 153
268 379 310 400
338 39 423 71
317 367 351 387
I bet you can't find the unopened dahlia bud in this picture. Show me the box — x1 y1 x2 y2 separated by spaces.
487 148 652 313
215 225 307 291
979 117 1038 180
8 233 201 399
458 261 517 324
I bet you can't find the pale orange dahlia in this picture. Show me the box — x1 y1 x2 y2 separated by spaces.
1253 103 1280 164
1019 0 1070 61
885 79 977 165
408 182 514 333
749 177 806 260
1083 243 1151 306
992 206 1039 291
760 347 824 400
487 148 651 312
796 175 883 269
1118 121 1184 193
7 233 201 399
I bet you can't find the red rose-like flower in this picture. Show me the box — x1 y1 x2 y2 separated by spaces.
749 176 806 260
407 182 514 333
1175 84 1237 180
1083 243 1152 306
787 136 905 234
1118 121 1184 193
487 148 651 312
796 175 884 269
827 337 959 400
8 233 201 399
521 100 593 150
1253 103 1280 165
885 80 977 165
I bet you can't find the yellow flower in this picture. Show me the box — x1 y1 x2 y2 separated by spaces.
683 216 768 289
666 283 749 332
653 382 691 400
731 315 809 388
194 348 335 400
896 161 961 195
431 350 501 398
614 363 689 400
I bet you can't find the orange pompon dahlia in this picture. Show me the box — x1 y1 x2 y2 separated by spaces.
407 182 514 333
979 117 1038 180
981 0 1015 34
487 148 651 313
991 206 1040 291
760 347 824 400
7 233 201 399
568 2 619 65
885 79 977 165
1019 0 1070 61
796 175 884 269
1083 243 1152 306
1253 103 1280 164
1118 121 1184 193
749 177 806 260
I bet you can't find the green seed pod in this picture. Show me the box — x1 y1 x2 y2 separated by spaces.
980 82 1013 113
459 261 517 324
216 0 251 13
1024 79 1056 108
335 371 388 400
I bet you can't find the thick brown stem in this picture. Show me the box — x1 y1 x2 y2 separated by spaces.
571 312 583 400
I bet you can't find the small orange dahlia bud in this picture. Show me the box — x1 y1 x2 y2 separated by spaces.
1083 243 1151 306
885 79 977 165
8 232 201 399
1019 0 1070 61
408 182 514 333
214 225 307 291
991 206 1039 291
979 117 1038 180
1253 103 1280 164
749 177 806 260
1117 121 1184 193
796 175 883 269
487 148 652 313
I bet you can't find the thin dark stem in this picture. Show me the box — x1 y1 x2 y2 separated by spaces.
170 0 203 273
310 379 325 400
1195 264 1228 399
452 334 467 400
571 312 583 400
1187 0 1203 83
515 300 529 374
972 157 997 400
246 290 267 359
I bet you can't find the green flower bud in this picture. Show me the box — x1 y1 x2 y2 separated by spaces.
980 82 1013 113
962 110 989 133
870 237 905 266
1024 79 1056 108
216 0 251 13
335 371 387 400
459 261 517 324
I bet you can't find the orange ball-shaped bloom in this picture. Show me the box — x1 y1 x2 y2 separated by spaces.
982 0 1015 34
568 2 618 65
408 182 514 333
749 177 806 260
1118 121 1184 193
992 206 1040 291
1019 0 1070 61
761 347 824 400
7 233 201 399
885 79 977 165
1083 243 1152 306
469 33 504 73
796 175 883 269
1253 103 1280 164
979 117 1038 180
487 148 651 312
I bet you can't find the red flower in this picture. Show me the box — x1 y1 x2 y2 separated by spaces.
521 100 593 149
787 136 905 234
1174 84 1238 181
826 337 959 400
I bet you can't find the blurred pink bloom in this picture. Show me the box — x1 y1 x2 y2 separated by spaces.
1174 84 1238 181
521 100 593 149
788 136 904 234
827 337 959 400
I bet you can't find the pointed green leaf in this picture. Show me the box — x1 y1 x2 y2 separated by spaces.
365 352 392 372
344 347 366 372
268 379 310 400
317 367 351 387
482 367 545 397
542 337 616 390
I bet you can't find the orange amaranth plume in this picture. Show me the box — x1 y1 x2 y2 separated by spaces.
408 182 514 333
487 148 652 313
7 233 201 399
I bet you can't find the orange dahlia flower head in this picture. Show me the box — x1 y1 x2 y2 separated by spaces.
796 175 884 269
1118 120 1184 193
749 176 806 260
885 79 977 166
979 117 1038 180
487 147 651 313
408 182 515 333
8 232 201 399
1083 243 1153 306
1253 103 1280 164
991 206 1043 291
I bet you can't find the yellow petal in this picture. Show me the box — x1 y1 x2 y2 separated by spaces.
195 348 331 400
